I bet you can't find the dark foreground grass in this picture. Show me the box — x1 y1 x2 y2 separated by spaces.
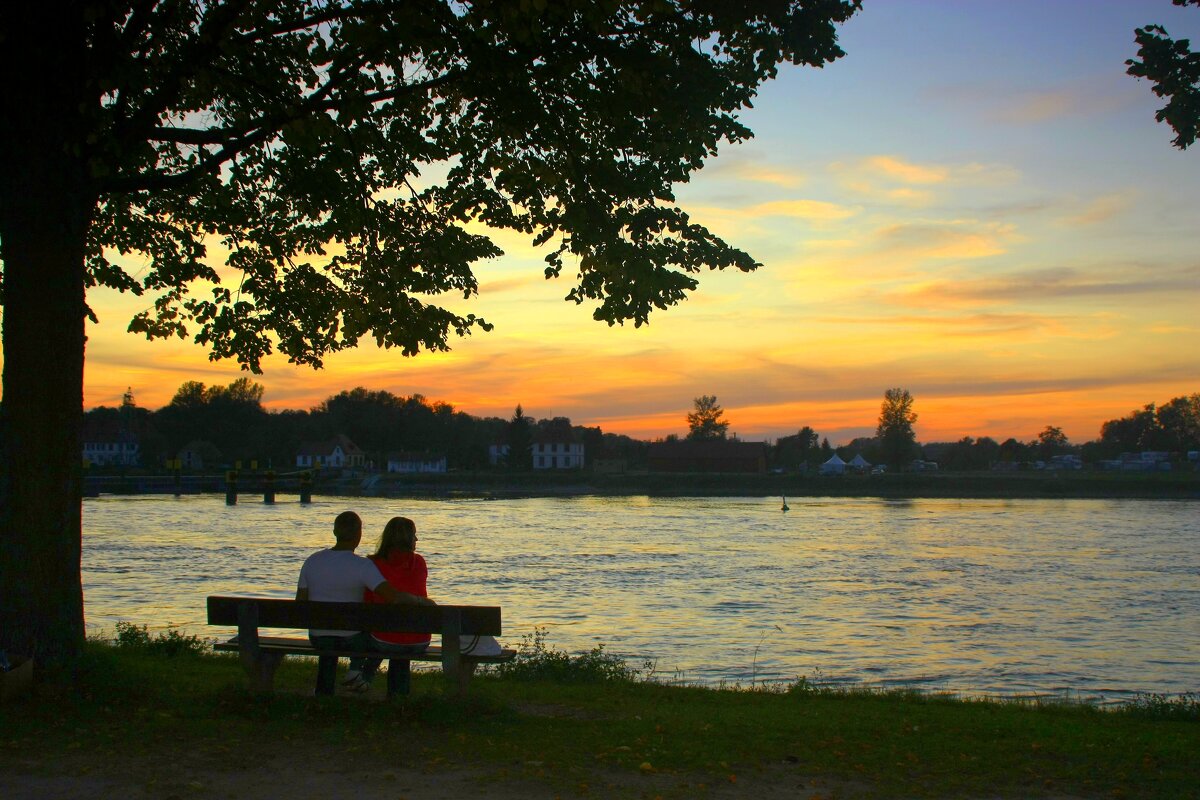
1 641 1196 799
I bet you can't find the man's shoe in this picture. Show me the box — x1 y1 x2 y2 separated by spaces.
340 669 362 686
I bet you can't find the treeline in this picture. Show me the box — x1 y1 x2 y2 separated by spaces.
83 383 1198 473
769 392 1200 471
84 379 646 471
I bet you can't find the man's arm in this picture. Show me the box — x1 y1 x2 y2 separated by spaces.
371 581 437 606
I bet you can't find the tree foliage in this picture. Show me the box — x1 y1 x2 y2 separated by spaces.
1128 0 1200 149
506 404 534 470
686 394 729 441
876 387 917 469
11 0 861 370
773 425 820 469
1099 393 1200 453
1036 425 1070 459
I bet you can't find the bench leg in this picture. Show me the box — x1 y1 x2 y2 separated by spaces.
457 660 479 695
386 659 411 699
315 654 338 696
244 652 283 693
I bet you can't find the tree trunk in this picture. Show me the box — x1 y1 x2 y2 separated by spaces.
0 6 94 666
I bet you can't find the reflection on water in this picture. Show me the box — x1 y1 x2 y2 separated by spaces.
82 495 1199 699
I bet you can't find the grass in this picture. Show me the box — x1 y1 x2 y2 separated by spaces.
1 631 1196 799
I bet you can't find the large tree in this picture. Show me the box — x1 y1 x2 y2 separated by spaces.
875 387 917 470
0 0 858 664
1128 0 1200 150
686 394 729 441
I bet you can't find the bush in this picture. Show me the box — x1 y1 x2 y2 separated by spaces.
113 621 209 657
493 627 641 684
1121 692 1200 721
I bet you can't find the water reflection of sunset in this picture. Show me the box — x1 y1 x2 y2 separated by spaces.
81 495 1200 699
66 2 1198 445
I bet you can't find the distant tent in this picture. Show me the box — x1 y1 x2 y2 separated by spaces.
819 453 846 475
848 453 871 471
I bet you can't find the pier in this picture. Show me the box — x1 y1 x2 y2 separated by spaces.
84 469 316 504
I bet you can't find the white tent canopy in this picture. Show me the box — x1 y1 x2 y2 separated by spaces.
819 453 846 475
848 453 871 468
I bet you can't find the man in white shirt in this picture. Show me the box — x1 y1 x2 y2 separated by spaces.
296 510 431 692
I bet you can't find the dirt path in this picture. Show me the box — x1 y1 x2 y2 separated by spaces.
2 745 865 800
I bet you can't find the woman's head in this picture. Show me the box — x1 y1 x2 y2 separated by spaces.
374 516 417 558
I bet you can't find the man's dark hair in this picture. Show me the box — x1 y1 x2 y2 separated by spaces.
333 511 362 541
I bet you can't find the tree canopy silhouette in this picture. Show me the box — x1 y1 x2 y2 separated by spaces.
0 0 858 664
1128 0 1200 149
876 388 917 469
687 395 730 440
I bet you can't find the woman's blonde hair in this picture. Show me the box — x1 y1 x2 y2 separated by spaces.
373 516 417 558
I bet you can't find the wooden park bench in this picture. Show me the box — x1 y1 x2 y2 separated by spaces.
207 595 516 698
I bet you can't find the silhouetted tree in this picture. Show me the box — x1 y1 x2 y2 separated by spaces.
687 395 730 441
155 379 269 466
506 405 534 471
1036 426 1070 460
1100 404 1163 453
820 437 834 459
1156 393 1200 450
876 388 918 470
773 425 820 470
0 1 859 663
1128 0 1200 149
998 437 1032 465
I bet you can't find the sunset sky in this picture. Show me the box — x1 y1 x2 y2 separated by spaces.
78 0 1199 446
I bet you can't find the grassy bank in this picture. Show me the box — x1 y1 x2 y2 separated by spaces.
2 637 1196 799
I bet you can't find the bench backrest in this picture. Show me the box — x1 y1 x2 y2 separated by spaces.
207 596 502 636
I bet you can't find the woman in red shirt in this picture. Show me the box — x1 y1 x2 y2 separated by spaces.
365 516 432 652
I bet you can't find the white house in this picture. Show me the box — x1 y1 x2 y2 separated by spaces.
487 443 510 466
386 452 447 474
82 435 139 467
532 435 584 470
296 434 366 469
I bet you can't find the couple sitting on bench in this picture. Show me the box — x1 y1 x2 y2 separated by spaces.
297 510 495 693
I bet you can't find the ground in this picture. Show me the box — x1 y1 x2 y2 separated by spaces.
2 740 871 800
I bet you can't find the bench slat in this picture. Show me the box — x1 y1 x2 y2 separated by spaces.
207 596 501 635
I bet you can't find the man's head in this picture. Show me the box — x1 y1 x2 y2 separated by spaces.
333 510 363 548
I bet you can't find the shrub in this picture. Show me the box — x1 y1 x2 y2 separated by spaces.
493 627 641 684
1121 692 1200 721
113 621 208 657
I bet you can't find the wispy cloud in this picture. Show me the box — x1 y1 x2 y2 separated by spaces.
730 163 806 188
1063 192 1135 226
689 198 860 229
888 265 1200 307
932 78 1139 125
830 155 1019 205
872 220 1017 260
478 275 542 295
861 155 950 184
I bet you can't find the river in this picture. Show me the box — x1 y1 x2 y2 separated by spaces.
82 494 1199 701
